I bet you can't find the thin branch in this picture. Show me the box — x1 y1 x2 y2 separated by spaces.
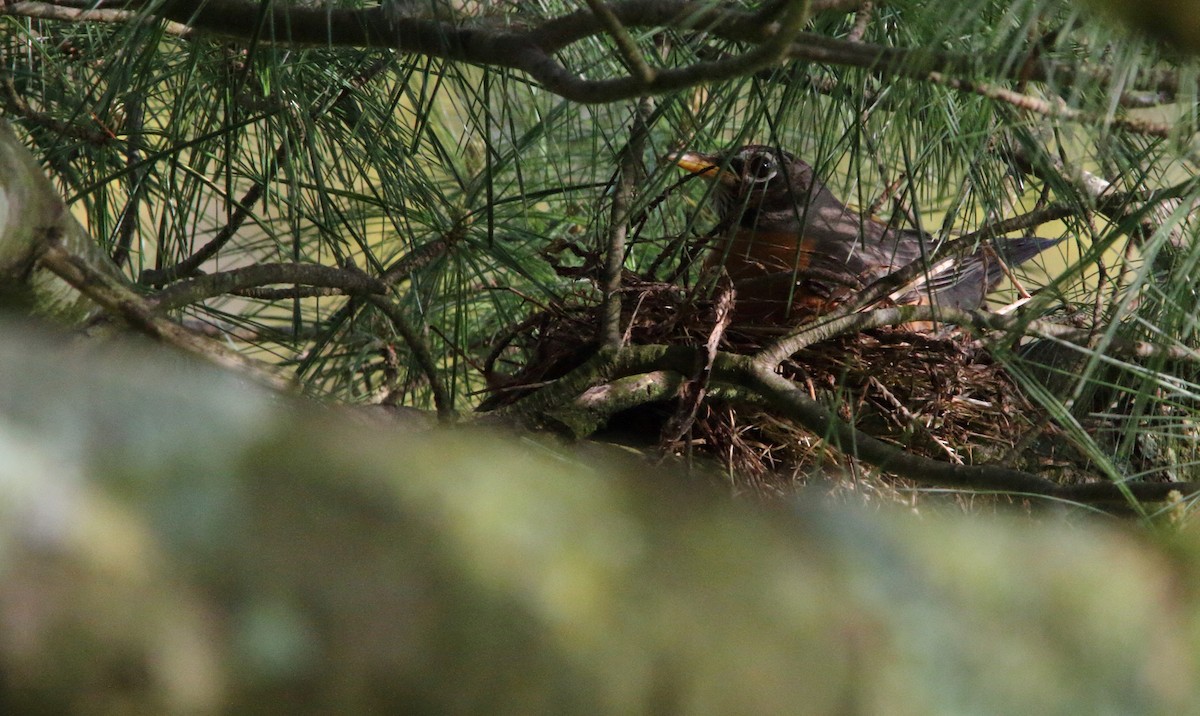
809 0 867 10
138 141 285 286
753 304 1200 368
1 1 194 36
956 203 1077 246
36 233 291 390
584 0 656 84
1117 90 1175 109
380 234 454 285
753 203 1078 364
0 70 113 144
659 277 734 445
846 1 872 43
743 360 1058 494
135 55 391 287
1003 140 1200 278
365 294 454 422
776 30 1188 102
926 72 1173 138
149 262 387 311
111 93 146 268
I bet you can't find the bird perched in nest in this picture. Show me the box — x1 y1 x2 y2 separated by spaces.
671 145 1060 322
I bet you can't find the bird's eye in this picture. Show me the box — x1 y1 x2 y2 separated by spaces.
744 153 778 183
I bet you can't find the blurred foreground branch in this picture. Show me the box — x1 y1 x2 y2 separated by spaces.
0 318 1197 714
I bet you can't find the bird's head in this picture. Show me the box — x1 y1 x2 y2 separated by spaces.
669 145 826 227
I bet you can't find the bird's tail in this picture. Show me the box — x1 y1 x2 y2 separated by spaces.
912 236 1062 310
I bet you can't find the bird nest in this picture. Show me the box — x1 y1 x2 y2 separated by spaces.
480 271 1072 502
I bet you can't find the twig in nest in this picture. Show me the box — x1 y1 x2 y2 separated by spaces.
980 242 1032 299
867 376 964 465
620 287 654 346
659 277 735 447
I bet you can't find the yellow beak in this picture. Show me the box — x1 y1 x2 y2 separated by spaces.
668 150 739 186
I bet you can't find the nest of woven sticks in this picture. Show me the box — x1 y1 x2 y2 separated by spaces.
479 260 1076 499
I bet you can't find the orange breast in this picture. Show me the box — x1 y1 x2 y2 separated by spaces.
706 228 827 321
708 227 814 278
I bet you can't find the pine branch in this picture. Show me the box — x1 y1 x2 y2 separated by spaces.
3 0 1191 134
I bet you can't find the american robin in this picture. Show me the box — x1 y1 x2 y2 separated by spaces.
671 145 1059 321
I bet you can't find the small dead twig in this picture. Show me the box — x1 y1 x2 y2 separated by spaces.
847 1 873 43
660 277 735 447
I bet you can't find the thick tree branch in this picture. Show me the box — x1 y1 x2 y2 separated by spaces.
4 0 1190 128
549 370 684 437
232 285 354 301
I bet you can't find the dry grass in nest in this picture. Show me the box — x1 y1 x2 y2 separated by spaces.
482 275 1050 501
